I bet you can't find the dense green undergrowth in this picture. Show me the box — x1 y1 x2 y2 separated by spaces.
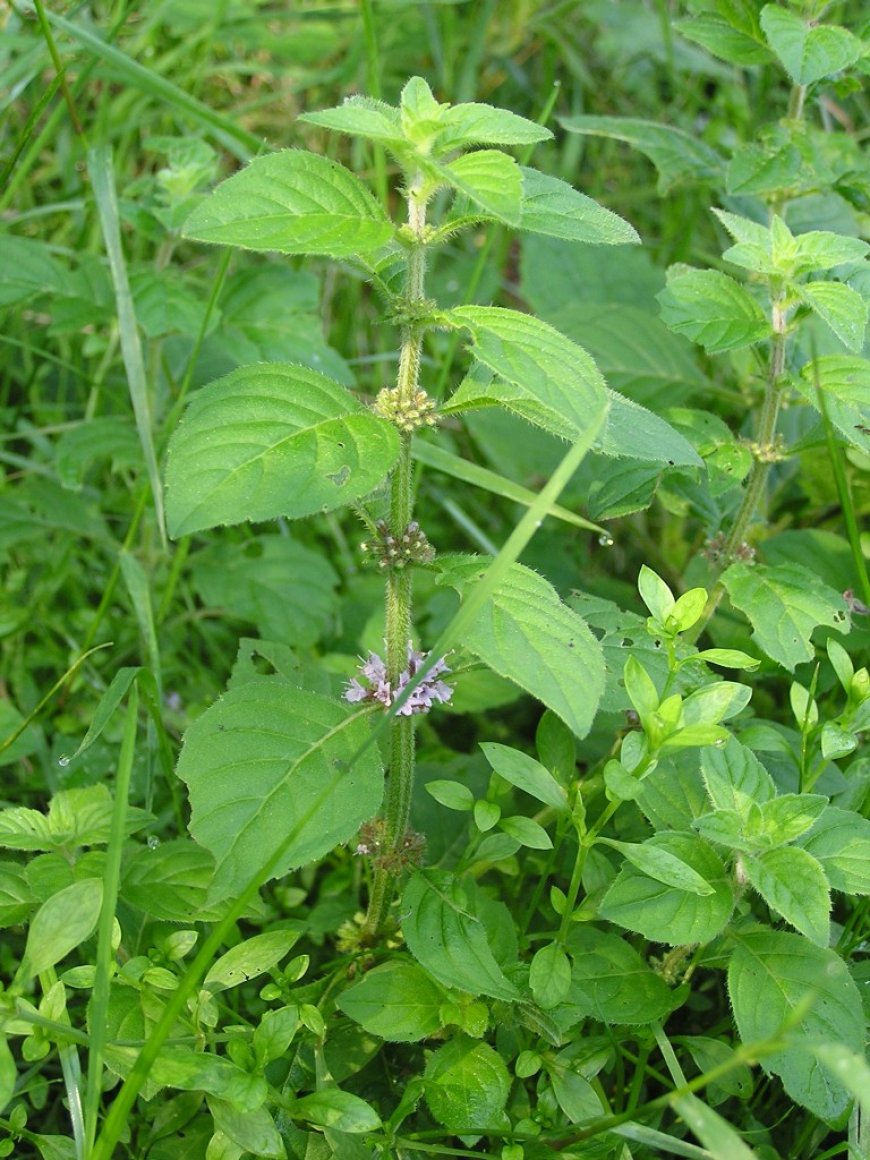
1 3 869 1159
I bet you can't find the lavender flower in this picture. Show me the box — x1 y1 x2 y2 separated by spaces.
344 642 453 715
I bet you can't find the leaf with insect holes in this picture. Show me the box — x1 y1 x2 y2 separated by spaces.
165 363 400 536
182 150 394 258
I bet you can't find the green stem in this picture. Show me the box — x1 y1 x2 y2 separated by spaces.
362 178 429 940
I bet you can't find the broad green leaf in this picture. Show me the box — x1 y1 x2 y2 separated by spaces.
638 564 675 622
726 138 805 198
675 14 772 66
298 97 404 145
204 929 301 992
500 815 552 850
479 742 567 809
800 354 870 405
122 839 216 922
447 305 608 441
670 1093 758 1160
728 930 863 1121
530 943 572 1008
564 928 675 1024
0 862 36 927
208 1099 284 1158
797 281 868 352
440 149 522 224
402 870 520 1002
289 1089 380 1134
657 268 769 353
681 681 752 726
0 785 149 851
106 1043 266 1111
796 807 870 895
182 150 394 257
623 655 659 727
600 833 734 945
587 459 660 519
743 846 830 946
55 416 141 490
789 230 868 274
760 6 863 86
808 1044 870 1118
677 1035 754 1103
22 878 103 978
598 838 715 896
701 738 776 813
175 678 383 902
757 794 828 844
426 779 475 811
721 562 850 671
598 391 703 466
435 103 553 152
559 115 725 193
517 168 640 245
436 555 605 738
191 534 338 648
0 236 66 307
338 960 445 1042
424 1037 510 1131
165 363 400 536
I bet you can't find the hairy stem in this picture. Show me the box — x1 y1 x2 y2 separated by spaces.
362 177 429 939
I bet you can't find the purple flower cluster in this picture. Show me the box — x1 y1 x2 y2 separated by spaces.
344 642 453 715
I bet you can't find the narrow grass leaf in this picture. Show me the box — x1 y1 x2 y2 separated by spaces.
671 1093 758 1159
88 146 166 547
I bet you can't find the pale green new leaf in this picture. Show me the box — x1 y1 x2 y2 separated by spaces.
657 268 769 353
297 97 404 145
559 115 725 193
743 846 831 946
175 678 383 902
440 150 523 224
289 1090 380 1134
479 742 567 809
757 794 828 844
760 6 863 86
701 738 776 813
165 363 400 536
728 930 863 1120
424 1037 511 1131
518 168 640 245
721 562 850 671
22 878 103 979
529 943 572 1008
204 929 301 992
446 305 607 441
182 150 394 257
402 869 520 1001
799 355 870 405
798 281 868 352
436 555 605 738
435 103 552 152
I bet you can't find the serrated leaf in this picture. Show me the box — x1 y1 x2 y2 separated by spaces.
728 929 863 1120
182 150 394 257
517 168 639 245
599 838 715 896
800 355 870 405
798 281 868 352
676 15 772 66
436 556 604 738
165 363 400 536
447 305 607 441
440 149 522 224
175 678 383 902
424 1037 510 1131
208 1099 284 1158
796 807 870 895
600 833 734 945
743 846 830 946
757 794 828 844
657 268 769 353
337 960 445 1042
479 742 567 809
402 869 520 1001
701 738 776 813
121 839 216 922
760 6 863 86
559 115 725 193
721 562 850 671
598 391 703 466
564 927 675 1024
435 103 552 152
298 97 404 145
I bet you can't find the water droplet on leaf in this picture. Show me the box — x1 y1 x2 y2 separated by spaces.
58 754 71 768
598 533 614 547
